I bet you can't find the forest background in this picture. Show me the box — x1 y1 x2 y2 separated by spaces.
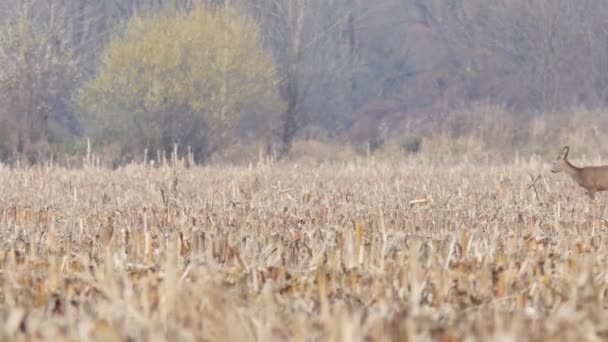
1 0 606 166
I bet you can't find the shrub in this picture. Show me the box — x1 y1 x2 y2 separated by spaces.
75 6 283 162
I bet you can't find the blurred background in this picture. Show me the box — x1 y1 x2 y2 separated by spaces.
1 0 607 165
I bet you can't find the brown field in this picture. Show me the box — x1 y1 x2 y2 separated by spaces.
0 157 607 341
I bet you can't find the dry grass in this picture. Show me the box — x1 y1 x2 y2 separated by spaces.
0 156 608 341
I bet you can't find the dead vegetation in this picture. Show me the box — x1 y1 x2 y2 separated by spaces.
0 157 607 341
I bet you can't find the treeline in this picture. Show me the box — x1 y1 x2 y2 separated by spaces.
1 0 607 164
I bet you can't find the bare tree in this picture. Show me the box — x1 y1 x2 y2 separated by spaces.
0 1 82 161
240 0 366 152
405 0 598 111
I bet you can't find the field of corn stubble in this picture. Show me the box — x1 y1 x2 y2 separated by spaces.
0 156 607 341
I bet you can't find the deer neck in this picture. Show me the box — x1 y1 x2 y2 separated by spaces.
563 160 583 181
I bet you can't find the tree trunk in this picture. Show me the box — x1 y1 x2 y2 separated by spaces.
280 69 299 154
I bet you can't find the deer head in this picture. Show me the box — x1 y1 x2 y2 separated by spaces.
551 146 569 173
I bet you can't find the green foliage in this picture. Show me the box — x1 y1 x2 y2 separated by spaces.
76 6 283 161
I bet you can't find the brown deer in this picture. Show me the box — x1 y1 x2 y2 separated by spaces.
551 146 608 199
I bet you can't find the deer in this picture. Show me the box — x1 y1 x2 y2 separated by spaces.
551 146 608 199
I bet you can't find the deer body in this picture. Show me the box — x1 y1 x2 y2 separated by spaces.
551 146 608 199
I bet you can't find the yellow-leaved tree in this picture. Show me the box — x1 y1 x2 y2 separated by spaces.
76 6 283 161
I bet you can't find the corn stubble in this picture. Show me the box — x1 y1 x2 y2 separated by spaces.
0 159 606 341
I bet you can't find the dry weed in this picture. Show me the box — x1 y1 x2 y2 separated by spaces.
0 158 606 341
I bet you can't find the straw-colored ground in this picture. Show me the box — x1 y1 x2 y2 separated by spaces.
0 157 607 341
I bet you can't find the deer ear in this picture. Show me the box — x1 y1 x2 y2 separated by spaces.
559 146 569 159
